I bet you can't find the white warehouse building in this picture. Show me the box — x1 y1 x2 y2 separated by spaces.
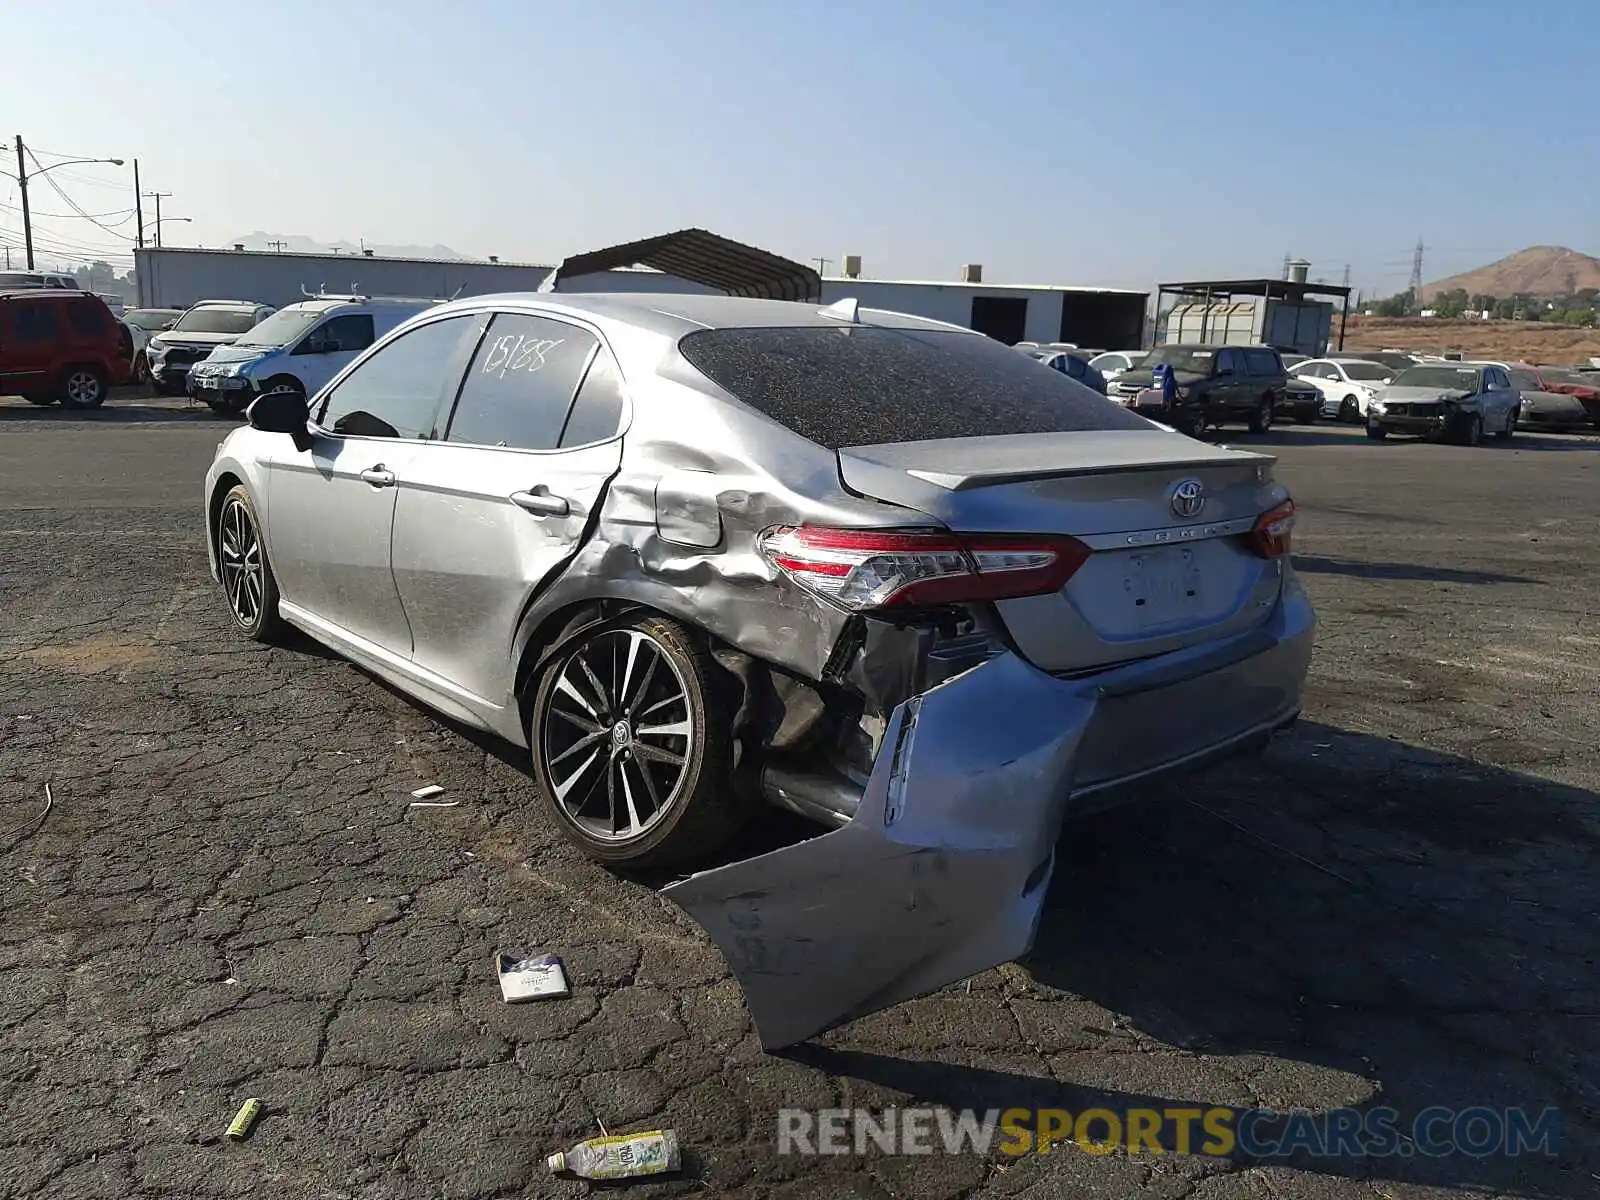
133 242 1148 350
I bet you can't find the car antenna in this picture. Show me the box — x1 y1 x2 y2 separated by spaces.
819 297 860 323
448 285 465 301
301 283 317 298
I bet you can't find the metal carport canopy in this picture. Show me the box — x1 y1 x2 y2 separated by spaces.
539 228 822 302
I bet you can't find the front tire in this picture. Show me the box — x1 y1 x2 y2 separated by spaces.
58 366 107 410
529 613 743 867
1339 395 1360 423
1495 408 1516 441
216 486 283 642
1366 421 1388 440
1456 413 1483 446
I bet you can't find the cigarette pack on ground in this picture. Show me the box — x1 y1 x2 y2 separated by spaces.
496 952 570 1002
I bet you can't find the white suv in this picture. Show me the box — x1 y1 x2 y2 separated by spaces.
187 294 439 415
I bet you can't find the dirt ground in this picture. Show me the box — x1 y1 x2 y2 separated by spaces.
1341 316 1600 365
1 397 1597 1198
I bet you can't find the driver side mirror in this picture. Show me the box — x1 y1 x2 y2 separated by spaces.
246 388 313 452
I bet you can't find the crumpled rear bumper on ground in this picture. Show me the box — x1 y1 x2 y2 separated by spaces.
665 583 1315 1049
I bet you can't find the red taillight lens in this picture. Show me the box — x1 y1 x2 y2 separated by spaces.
761 525 1091 611
1248 499 1295 558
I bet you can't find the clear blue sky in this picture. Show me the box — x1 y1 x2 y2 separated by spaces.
5 0 1598 297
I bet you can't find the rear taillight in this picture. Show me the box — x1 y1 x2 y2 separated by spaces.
1248 499 1295 558
761 525 1091 611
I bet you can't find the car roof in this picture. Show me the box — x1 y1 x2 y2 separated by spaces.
187 299 268 310
424 291 980 338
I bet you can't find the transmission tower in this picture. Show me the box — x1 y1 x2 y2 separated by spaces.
1408 239 1424 313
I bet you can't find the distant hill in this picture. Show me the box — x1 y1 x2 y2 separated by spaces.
1427 245 1600 300
226 232 472 260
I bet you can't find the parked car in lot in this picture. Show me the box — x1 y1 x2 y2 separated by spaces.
1088 349 1146 384
0 288 130 407
1109 344 1287 434
121 307 183 383
1342 349 1421 373
1033 348 1107 394
0 270 79 291
1276 374 1321 423
204 292 1314 1048
188 294 437 415
146 300 276 395
1512 365 1600 427
1290 357 1396 422
1367 363 1520 443
1505 367 1591 431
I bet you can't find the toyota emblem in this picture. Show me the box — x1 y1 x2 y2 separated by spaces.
1169 478 1206 519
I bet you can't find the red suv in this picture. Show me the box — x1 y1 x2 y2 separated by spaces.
0 289 131 409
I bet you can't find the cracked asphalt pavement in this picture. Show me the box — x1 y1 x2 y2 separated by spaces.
1 398 1597 1198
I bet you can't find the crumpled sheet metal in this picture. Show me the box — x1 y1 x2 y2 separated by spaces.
662 649 1092 1050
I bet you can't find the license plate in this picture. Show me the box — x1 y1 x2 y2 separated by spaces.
1124 548 1202 628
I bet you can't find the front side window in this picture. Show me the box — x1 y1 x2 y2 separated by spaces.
317 315 481 439
1215 349 1241 375
444 313 598 450
11 300 61 343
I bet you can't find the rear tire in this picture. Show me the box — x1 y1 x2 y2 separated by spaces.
57 366 108 410
529 612 745 868
1247 396 1274 434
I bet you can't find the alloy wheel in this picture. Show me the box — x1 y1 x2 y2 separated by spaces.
542 629 694 843
66 371 103 406
218 499 264 628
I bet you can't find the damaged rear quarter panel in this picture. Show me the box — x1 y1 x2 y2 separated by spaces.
516 349 932 683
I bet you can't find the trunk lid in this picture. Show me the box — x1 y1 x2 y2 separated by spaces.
837 429 1289 672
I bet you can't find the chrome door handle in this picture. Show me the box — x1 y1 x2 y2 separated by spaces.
359 466 396 487
510 490 571 517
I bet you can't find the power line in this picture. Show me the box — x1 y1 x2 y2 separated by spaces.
26 148 135 241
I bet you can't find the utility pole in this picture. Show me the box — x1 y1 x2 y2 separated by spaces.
1413 242 1424 311
1341 263 1351 290
1281 253 1291 281
14 134 33 270
134 159 144 248
267 240 286 252
146 192 173 247
812 257 832 275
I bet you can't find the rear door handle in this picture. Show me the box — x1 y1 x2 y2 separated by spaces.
359 465 396 487
510 489 571 517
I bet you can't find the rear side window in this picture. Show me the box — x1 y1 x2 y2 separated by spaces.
1244 349 1280 375
560 347 626 447
67 300 109 338
445 313 598 450
317 313 376 352
677 326 1149 449
11 300 61 343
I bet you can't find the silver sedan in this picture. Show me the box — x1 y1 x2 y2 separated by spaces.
203 292 1314 1048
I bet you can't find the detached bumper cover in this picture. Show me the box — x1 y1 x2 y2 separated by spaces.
665 584 1315 1049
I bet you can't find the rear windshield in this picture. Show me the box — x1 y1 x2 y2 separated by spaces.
172 307 260 335
1341 361 1391 381
678 326 1150 448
